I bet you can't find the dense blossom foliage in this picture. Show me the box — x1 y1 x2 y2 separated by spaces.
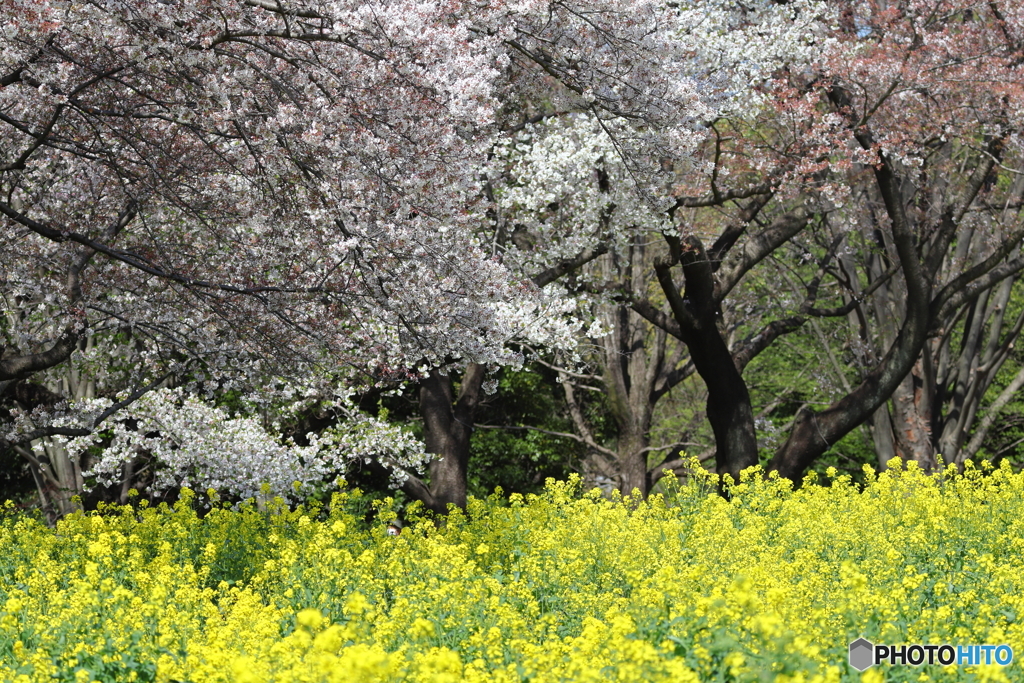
2 463 1023 682
3 380 432 506
0 0 728 379
60 388 429 500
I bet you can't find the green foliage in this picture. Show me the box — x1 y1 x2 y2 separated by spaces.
467 366 583 497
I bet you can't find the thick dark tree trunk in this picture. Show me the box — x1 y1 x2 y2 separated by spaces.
418 363 486 514
768 322 929 481
654 235 760 485
685 325 760 484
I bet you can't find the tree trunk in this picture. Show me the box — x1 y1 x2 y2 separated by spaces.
654 235 760 485
686 326 759 485
889 362 938 470
866 403 897 471
14 439 83 521
617 427 650 497
418 364 486 514
599 294 662 498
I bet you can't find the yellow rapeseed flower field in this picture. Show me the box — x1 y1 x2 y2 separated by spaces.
1 460 1022 682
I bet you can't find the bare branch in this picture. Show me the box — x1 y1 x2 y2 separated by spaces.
731 317 806 374
716 206 811 301
670 183 771 210
630 299 684 339
961 365 1024 463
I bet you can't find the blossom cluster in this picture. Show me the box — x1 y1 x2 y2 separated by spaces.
1 461 1022 682
29 387 427 502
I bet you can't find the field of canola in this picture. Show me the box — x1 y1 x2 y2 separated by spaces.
2 460 1023 683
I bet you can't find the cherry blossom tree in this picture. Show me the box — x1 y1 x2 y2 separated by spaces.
487 0 1024 488
644 0 1024 480
0 0 725 510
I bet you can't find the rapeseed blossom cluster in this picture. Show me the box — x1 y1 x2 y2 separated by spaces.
1 460 1022 682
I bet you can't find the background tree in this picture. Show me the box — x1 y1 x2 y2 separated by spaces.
330 1 830 509
619 0 1024 482
764 1 1024 478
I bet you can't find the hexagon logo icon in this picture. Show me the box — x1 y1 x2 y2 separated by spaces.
849 638 875 671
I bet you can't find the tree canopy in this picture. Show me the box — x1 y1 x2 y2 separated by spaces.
4 0 1024 515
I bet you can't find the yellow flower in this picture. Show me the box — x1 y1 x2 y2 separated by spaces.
859 668 884 683
344 592 369 616
1 468 1024 682
296 608 323 630
410 617 435 639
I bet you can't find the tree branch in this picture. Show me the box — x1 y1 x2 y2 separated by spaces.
716 206 810 302
531 243 609 287
731 317 807 374
670 183 771 210
0 328 80 382
961 365 1024 463
0 199 340 298
932 234 1024 321
630 299 684 339
474 422 621 460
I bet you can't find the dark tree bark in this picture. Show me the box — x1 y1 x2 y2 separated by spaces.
416 363 487 514
654 235 760 484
